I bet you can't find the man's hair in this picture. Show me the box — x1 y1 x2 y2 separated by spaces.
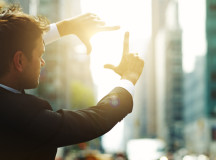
0 4 49 77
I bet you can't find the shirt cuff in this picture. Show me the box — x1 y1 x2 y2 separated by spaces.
43 23 60 45
116 79 135 98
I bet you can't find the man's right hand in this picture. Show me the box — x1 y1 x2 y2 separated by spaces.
104 32 144 85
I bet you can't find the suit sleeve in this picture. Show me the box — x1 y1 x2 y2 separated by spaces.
27 87 133 147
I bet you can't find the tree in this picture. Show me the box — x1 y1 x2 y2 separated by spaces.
70 80 95 109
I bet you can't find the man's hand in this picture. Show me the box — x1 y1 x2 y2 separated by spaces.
56 13 120 54
104 32 144 85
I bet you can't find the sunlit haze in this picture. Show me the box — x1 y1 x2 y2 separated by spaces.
1 0 213 158
79 0 206 153
81 0 152 152
179 0 206 73
81 0 151 99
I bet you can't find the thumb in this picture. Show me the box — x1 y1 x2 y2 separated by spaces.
104 64 116 71
84 40 92 55
79 37 92 55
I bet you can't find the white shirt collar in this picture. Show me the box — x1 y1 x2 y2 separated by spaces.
0 84 22 94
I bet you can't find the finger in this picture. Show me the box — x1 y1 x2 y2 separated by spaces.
99 25 120 31
89 20 106 26
123 32 129 56
134 58 144 71
81 39 92 55
86 14 101 21
86 46 92 55
137 59 145 74
85 13 97 17
84 20 106 28
91 15 101 20
104 64 116 70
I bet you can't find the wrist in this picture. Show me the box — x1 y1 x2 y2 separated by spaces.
56 19 74 37
121 72 139 85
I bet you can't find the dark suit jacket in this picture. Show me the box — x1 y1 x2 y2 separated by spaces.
0 86 133 160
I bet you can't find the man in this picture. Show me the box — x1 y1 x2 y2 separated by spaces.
0 4 144 160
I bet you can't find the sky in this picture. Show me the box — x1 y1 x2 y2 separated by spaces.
178 0 206 73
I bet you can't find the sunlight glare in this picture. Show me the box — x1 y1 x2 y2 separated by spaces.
81 0 151 100
81 0 152 153
179 0 206 73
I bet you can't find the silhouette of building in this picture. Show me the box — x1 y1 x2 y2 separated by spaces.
182 0 216 157
155 0 184 152
183 56 209 154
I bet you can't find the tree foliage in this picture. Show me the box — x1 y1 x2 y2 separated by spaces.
70 81 95 109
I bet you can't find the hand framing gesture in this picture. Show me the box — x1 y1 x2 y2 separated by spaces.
57 13 120 54
104 32 144 85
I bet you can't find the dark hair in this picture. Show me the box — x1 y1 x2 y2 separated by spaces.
0 4 49 77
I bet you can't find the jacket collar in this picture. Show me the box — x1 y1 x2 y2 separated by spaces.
0 84 22 94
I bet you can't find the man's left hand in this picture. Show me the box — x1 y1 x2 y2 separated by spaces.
56 13 120 54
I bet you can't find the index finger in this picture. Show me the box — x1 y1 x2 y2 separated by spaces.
123 32 129 56
99 25 120 31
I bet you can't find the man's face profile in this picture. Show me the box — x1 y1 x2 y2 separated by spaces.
21 36 45 89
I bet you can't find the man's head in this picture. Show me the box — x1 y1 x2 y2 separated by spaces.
0 4 49 90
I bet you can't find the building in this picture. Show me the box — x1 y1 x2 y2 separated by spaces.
148 0 171 139
181 0 216 157
182 0 216 157
205 0 216 156
184 56 209 154
37 0 95 111
3 0 97 157
155 0 184 152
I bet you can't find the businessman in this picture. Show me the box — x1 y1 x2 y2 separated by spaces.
0 4 144 160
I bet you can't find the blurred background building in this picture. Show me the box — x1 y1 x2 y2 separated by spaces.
155 0 184 153
3 0 216 159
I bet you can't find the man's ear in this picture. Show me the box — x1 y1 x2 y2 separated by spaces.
13 51 25 72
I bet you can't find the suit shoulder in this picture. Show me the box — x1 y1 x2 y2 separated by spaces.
0 89 52 111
